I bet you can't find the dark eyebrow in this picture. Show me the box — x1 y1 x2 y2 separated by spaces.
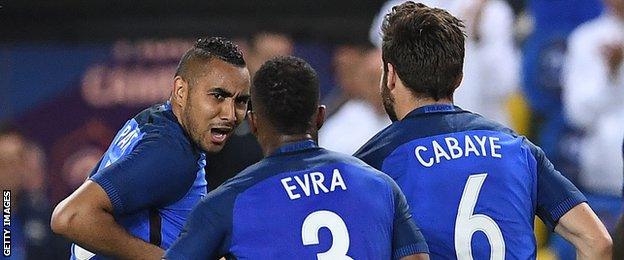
208 87 234 98
236 94 251 102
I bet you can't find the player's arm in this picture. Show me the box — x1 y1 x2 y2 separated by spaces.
52 134 198 259
553 203 612 260
52 180 163 259
164 189 232 259
528 141 612 259
384 174 429 260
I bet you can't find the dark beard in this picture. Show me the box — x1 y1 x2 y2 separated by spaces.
182 103 211 153
381 70 399 122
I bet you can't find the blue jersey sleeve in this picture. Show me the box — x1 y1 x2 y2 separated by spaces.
90 132 198 215
164 186 235 259
385 175 429 258
527 140 587 230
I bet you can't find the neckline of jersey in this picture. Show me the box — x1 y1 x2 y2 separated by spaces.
403 104 462 120
271 139 318 157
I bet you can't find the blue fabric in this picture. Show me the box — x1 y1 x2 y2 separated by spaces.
70 102 207 259
354 105 587 259
521 0 602 162
165 140 428 259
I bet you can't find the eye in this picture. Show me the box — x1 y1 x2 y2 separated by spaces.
210 93 226 101
235 98 249 106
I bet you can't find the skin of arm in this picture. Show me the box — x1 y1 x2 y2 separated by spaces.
554 202 613 260
400 253 430 260
51 180 164 260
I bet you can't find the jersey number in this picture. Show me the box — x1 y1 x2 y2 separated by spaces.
301 210 353 260
454 173 505 260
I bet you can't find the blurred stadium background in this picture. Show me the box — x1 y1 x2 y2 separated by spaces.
0 0 622 259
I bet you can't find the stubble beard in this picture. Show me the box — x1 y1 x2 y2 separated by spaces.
182 102 213 153
381 70 399 122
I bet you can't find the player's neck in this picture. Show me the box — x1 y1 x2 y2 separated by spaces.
261 133 316 157
396 96 454 121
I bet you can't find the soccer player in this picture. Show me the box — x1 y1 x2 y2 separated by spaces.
354 2 612 259
164 56 430 260
51 37 251 259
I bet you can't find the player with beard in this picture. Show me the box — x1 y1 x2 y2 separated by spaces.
354 2 612 259
51 37 251 259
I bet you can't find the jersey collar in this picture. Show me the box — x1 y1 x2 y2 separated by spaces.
271 139 319 156
163 100 172 110
403 103 461 120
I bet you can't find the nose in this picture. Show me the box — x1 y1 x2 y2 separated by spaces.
219 99 237 122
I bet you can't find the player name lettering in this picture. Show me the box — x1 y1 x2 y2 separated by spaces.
281 169 347 200
414 135 502 167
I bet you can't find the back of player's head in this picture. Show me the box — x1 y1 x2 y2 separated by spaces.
175 37 246 85
251 56 320 135
381 1 465 100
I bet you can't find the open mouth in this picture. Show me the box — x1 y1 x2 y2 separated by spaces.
210 127 232 144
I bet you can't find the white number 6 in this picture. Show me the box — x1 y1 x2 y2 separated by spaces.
455 173 505 260
301 210 353 260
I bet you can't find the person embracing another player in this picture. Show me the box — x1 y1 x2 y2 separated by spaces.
354 2 612 259
164 56 430 260
51 37 251 259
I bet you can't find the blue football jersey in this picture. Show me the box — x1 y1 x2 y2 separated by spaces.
354 104 587 259
70 102 207 260
165 140 429 259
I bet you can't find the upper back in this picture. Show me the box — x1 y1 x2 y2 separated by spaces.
213 141 399 259
355 105 539 259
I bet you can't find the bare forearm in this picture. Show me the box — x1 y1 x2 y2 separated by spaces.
554 203 612 260
570 236 612 260
400 253 429 260
51 181 164 260
62 207 162 259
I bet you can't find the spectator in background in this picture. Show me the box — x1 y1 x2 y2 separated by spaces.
521 0 602 183
563 0 624 197
371 0 519 126
0 128 69 259
245 32 294 75
319 46 390 154
0 128 27 259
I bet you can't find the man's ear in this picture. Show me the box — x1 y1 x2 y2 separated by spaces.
316 105 326 131
386 63 397 91
172 76 188 108
247 110 258 136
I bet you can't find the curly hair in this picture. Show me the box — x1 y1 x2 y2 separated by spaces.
251 56 319 134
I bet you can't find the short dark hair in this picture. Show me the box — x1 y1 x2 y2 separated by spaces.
252 56 319 134
175 37 246 84
381 1 465 100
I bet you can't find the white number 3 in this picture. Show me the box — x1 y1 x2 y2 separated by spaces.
455 173 506 260
301 210 354 260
